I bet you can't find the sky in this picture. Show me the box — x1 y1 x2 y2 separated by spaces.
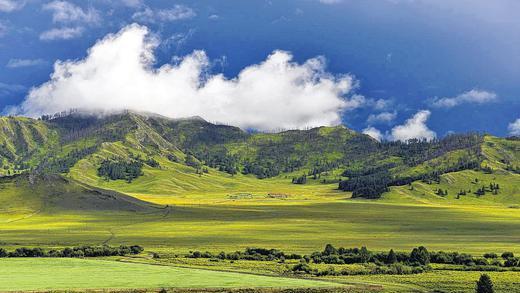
0 0 519 139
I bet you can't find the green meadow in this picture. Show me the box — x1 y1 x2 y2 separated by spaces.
0 258 338 291
2 170 520 254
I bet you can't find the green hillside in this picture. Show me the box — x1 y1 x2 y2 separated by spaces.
0 173 162 213
0 111 518 204
0 116 58 175
0 112 519 292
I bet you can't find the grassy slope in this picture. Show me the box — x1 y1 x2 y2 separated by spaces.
385 136 520 206
0 258 338 291
0 117 59 175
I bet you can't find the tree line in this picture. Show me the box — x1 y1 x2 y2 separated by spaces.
0 245 143 258
186 244 520 270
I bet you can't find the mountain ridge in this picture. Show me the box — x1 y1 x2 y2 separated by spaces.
0 111 518 201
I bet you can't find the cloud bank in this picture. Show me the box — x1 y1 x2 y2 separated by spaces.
390 110 436 141
508 118 520 136
40 1 100 41
14 24 357 131
363 110 436 142
367 111 396 125
43 1 100 24
431 89 497 108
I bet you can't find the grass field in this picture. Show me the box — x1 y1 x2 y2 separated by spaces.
1 134 519 291
0 258 339 291
1 192 520 254
129 256 520 293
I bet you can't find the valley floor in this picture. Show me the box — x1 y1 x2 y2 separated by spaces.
1 169 519 291
2 194 520 254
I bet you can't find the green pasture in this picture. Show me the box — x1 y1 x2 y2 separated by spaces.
1 199 520 254
0 258 338 291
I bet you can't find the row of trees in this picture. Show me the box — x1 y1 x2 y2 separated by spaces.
0 245 143 258
188 247 302 262
186 244 520 269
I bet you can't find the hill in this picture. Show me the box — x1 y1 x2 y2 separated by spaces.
0 111 518 203
0 173 162 213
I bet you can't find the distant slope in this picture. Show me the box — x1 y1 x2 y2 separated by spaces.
0 174 162 213
384 136 520 206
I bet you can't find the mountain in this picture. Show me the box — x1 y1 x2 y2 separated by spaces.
0 111 518 202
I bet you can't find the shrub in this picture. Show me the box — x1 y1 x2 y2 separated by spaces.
291 263 313 274
483 253 498 259
476 274 494 293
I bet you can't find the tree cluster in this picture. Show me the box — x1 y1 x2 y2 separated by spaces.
97 158 143 182
0 245 143 258
39 146 98 173
292 175 307 184
187 247 302 262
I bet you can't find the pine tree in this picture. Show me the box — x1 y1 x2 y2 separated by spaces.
476 274 494 293
387 249 397 264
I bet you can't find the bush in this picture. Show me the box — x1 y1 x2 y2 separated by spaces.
291 263 313 274
483 253 498 259
476 274 494 293
504 257 519 267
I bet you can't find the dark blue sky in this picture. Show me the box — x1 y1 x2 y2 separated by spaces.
0 0 519 137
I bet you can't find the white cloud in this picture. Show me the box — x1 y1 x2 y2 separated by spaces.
431 89 497 108
344 94 366 110
367 111 396 125
132 5 195 23
43 1 100 24
372 98 392 110
389 110 436 141
508 118 520 136
39 27 83 40
14 24 359 131
363 126 383 141
0 0 25 12
6 58 47 68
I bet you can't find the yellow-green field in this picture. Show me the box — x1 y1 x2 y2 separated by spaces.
2 168 520 254
0 258 339 291
129 256 520 293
